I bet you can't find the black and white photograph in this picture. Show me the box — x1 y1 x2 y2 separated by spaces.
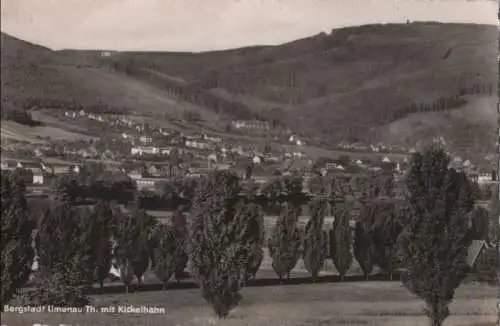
0 1 498 325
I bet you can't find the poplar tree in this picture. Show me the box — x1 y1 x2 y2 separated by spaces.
398 147 475 326
153 225 176 290
32 203 92 306
302 198 327 282
268 204 301 282
171 209 189 283
89 201 115 291
189 171 255 318
243 203 265 283
329 204 353 281
114 209 153 291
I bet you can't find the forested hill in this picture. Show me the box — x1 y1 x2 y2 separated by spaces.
1 23 497 148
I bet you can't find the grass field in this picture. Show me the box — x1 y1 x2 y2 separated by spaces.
0 120 96 143
2 282 496 326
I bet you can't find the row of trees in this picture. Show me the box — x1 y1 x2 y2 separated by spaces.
1 147 495 326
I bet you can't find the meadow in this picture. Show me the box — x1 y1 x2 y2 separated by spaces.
2 282 496 326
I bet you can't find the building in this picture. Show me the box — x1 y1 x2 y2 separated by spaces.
32 170 45 185
185 140 212 150
131 146 159 156
252 155 263 165
231 120 270 131
204 135 223 143
139 135 153 144
135 177 168 191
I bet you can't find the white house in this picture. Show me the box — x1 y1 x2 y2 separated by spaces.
139 136 153 144
207 153 218 163
477 172 494 184
131 146 159 156
32 169 44 184
382 156 391 163
252 156 263 165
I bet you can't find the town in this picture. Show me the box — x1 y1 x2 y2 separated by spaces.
1 108 497 200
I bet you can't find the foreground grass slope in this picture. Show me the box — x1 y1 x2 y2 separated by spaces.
1 23 497 151
2 283 496 326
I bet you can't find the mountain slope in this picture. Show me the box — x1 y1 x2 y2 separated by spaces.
104 22 496 141
0 33 214 120
1 23 497 154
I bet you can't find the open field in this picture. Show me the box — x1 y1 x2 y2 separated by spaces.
2 282 496 326
0 120 97 143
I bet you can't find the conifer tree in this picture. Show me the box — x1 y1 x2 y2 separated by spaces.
302 198 327 282
1 174 35 306
398 147 475 326
171 209 189 283
268 204 301 282
189 170 255 318
89 201 115 291
353 221 375 280
243 203 265 283
329 204 353 281
153 225 176 290
114 209 152 291
33 203 92 306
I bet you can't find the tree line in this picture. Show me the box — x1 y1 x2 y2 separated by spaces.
1 147 497 326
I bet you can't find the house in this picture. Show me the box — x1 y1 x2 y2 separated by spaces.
160 147 172 155
204 135 223 143
231 120 270 131
139 135 153 144
131 146 159 156
1 159 16 171
207 153 218 163
252 155 263 165
215 163 231 170
135 177 168 191
382 156 391 163
127 168 143 180
32 169 45 185
185 140 212 150
146 164 163 177
466 240 494 268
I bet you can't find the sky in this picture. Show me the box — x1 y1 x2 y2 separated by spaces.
1 0 498 51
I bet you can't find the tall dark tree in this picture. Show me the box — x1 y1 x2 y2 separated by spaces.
243 203 265 283
1 174 35 306
189 171 255 318
329 204 353 281
153 225 176 290
268 204 301 282
302 198 327 282
50 175 81 203
171 209 189 283
89 201 116 291
398 147 475 326
114 209 153 292
32 203 92 306
368 201 404 280
469 206 490 241
353 221 375 280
